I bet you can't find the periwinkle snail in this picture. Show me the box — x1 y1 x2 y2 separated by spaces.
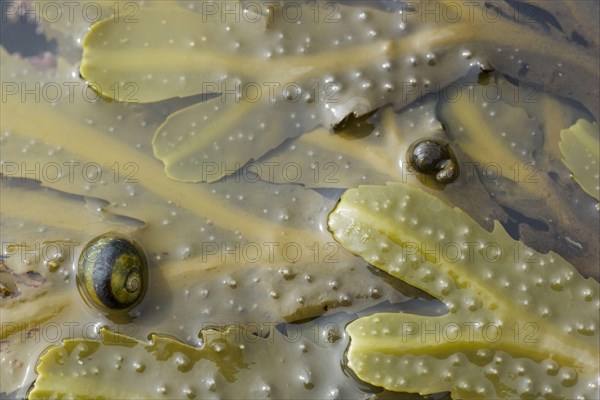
407 139 459 184
77 232 147 310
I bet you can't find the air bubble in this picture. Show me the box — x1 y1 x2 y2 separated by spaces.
544 360 559 375
560 368 578 387
183 387 196 399
279 268 296 280
442 370 453 382
224 278 237 289
175 354 190 370
581 287 594 302
157 385 168 395
207 378 216 392
369 287 381 299
328 387 340 399
550 278 564 291
575 322 596 336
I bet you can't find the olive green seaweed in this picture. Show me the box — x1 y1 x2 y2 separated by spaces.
28 317 369 399
3 0 599 397
79 1 598 182
328 183 599 399
256 100 509 232
559 119 600 201
0 47 405 395
28 327 247 399
32 1 149 63
255 103 443 189
438 75 599 279
79 2 475 182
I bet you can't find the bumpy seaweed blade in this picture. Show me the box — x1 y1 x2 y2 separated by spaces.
328 183 599 399
28 318 367 399
438 75 599 279
80 2 479 182
559 119 600 201
0 47 404 395
79 1 598 183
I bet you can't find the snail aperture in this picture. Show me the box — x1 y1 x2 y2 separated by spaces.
407 139 459 184
77 232 147 310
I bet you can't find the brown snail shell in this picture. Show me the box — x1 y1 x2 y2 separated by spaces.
407 139 459 184
77 232 147 310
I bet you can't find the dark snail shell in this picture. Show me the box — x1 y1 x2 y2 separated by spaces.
77 233 147 310
407 139 459 184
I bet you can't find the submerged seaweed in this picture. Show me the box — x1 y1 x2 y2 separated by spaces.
28 315 369 399
0 47 406 397
559 119 600 201
79 1 598 182
0 1 598 398
328 183 599 398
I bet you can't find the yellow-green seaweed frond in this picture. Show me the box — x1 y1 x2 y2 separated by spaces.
559 119 600 201
328 182 599 399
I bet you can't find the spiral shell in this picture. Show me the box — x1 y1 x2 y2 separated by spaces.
407 139 459 184
77 232 147 310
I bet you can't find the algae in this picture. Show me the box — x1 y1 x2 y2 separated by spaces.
559 119 600 201
328 182 599 398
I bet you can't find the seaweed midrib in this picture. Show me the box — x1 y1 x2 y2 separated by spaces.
336 201 598 371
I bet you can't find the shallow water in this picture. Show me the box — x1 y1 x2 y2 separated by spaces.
1 1 598 399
